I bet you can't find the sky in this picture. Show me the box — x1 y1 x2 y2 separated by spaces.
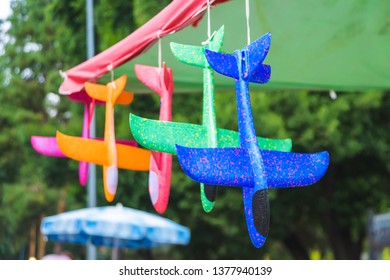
0 0 11 20
0 0 11 54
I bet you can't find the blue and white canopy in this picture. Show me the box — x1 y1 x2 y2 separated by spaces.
41 203 190 249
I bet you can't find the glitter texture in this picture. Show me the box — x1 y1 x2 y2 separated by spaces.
176 32 329 248
130 27 292 213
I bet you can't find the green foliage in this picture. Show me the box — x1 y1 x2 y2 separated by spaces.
95 0 135 50
0 0 87 259
133 0 171 28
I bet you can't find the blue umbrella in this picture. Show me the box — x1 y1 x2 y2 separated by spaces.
40 203 190 259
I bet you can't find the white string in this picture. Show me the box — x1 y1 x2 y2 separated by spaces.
157 30 162 69
202 0 214 45
246 0 251 45
107 64 116 89
207 0 211 38
201 30 216 45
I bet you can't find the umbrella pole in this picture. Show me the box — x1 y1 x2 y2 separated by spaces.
112 238 119 260
86 0 97 261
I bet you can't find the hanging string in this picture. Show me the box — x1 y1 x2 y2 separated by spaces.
107 63 116 89
245 0 251 45
202 0 215 45
207 0 211 38
157 30 162 69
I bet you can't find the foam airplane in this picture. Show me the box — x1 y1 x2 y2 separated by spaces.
175 32 330 248
57 75 151 202
130 26 292 213
133 62 173 214
31 90 138 186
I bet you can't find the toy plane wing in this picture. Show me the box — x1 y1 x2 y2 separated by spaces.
31 136 138 156
176 145 329 188
130 114 292 154
56 131 150 170
31 136 66 157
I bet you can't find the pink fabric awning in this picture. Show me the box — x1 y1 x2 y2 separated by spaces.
59 0 230 95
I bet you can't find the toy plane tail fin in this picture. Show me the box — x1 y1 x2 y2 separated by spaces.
243 187 269 248
84 75 134 104
135 63 173 97
205 32 272 84
170 26 224 69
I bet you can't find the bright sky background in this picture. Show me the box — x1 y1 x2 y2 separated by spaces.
0 0 11 55
0 0 11 20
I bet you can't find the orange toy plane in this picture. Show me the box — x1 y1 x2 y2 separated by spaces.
57 75 151 202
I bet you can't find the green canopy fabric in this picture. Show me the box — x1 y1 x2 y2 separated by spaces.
112 0 390 93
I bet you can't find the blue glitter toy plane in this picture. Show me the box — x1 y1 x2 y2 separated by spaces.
176 32 330 248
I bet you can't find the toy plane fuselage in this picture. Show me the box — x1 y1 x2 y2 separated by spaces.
134 63 173 214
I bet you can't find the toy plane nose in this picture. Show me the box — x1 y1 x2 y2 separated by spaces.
105 165 118 201
148 170 159 205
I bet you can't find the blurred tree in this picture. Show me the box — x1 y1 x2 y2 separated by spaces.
133 0 171 28
94 0 135 50
0 0 89 259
